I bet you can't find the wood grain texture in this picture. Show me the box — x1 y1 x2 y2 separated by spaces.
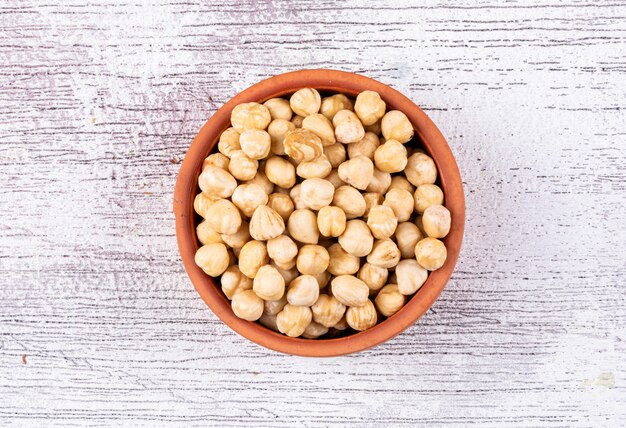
1 0 625 426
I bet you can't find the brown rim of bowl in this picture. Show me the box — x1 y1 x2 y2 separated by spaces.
174 69 465 357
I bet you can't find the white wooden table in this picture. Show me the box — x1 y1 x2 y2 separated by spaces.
1 1 625 426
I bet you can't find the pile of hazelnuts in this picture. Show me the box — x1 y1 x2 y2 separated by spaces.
193 88 451 338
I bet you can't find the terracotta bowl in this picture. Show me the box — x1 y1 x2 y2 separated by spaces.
174 69 465 357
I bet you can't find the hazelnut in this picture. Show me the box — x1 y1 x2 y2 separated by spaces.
194 192 218 218
365 168 391 194
333 110 365 144
422 204 451 238
415 237 447 271
362 192 384 219
228 150 259 181
327 243 360 275
248 170 274 195
364 119 381 135
405 152 437 186
231 183 269 217
196 220 223 245
267 193 294 222
264 295 288 316
286 275 320 306
414 184 444 214
205 199 242 235
194 243 230 277
267 235 298 265
253 265 286 301
267 119 296 155
367 239 401 269
249 205 285 241
203 153 230 171
264 156 296 189
287 209 319 244
395 259 428 295
367 205 398 239
276 304 312 337
317 206 347 237
354 90 386 125
338 219 373 257
381 110 414 143
347 132 379 160
271 261 299 285
238 240 269 278
198 165 237 198
374 284 406 317
333 315 349 331
374 139 408 173
299 178 335 210
296 245 330 275
395 222 424 259
290 88 321 117
283 129 324 162
311 294 346 327
221 265 253 299
218 127 241 157
221 220 251 249
389 175 415 194
346 300 377 331
289 184 306 210
325 169 345 189
290 115 304 128
383 188 414 222
301 321 329 339
302 113 336 145
331 275 370 307
323 143 347 168
320 94 353 120
263 98 292 120
338 155 374 190
311 270 331 288
259 313 279 331
357 263 388 295
230 102 271 133
296 155 332 179
231 289 264 321
239 129 271 160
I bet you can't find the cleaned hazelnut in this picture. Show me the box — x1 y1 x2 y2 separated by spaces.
333 110 365 144
395 222 423 259
346 299 377 331
221 220 251 249
289 184 306 210
228 150 258 181
333 315 349 330
271 261 299 285
339 219 373 257
300 178 335 210
389 175 415 194
395 259 428 295
253 264 285 301
238 129 271 160
231 183 268 217
238 240 269 278
311 294 346 327
311 270 331 288
374 284 406 317
259 313 279 331
422 204 451 238
415 237 447 271
264 156 296 189
248 170 274 195
283 129 324 162
276 304 312 337
357 263 388 295
264 295 288 316
317 206 347 237
327 243 360 275
286 275 320 306
221 265 253 299
414 184 444 214
263 98 292 120
367 205 398 239
203 153 230 171
231 289 264 321
348 132 379 160
405 152 437 186
365 168 391 194
218 127 241 157
198 165 237 198
267 193 294 222
296 155 332 179
195 243 230 277
194 192 218 218
354 90 386 125
290 88 321 117
249 205 285 241
205 199 242 235
374 139 408 173
231 102 271 133
325 169 345 189
320 94 353 120
301 321 329 339
383 188 414 222
367 239 401 269
364 119 381 135
267 235 298 265
302 113 336 145
331 275 369 307
287 209 319 244
267 119 296 155
381 110 414 143
196 220 223 245
324 143 347 168
296 245 329 275
338 155 374 190
362 192 384 219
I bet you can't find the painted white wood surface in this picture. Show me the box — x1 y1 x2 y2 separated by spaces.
1 0 625 426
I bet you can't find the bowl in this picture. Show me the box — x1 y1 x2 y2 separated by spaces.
174 69 464 357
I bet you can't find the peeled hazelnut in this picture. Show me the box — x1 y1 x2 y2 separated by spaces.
203 153 230 171
374 284 406 317
284 129 324 162
196 220 223 245
287 209 319 244
327 243 360 275
301 321 329 339
395 222 424 259
264 98 292 120
320 94 353 120
364 119 381 135
221 220 251 249
381 110 414 143
194 192 218 218
331 275 369 307
287 275 320 306
395 259 428 295
338 155 374 190
198 165 237 198
267 119 296 155
221 265 253 299
415 237 447 271
348 132 379 160
205 199 242 235
249 205 285 241
338 219 373 257
389 175 415 194
273 258 296 271
289 184 306 210
367 239 401 269
346 299 377 331
333 315 349 330
362 192 384 219
267 235 298 264
294 245 328 276
405 152 437 186
414 184 444 214
253 264 286 301
302 113 336 145
195 243 230 277
290 88 321 117
259 313 279 331
325 169 345 189
357 263 388 295
311 270 331 288
276 304 312 337
239 129 271 160
218 127 241 157
228 150 258 181
238 240 269 278
311 294 346 328
365 168 391 194
231 102 271 133
296 155 332 179
324 143 347 168
231 183 268 217
374 139 408 173
299 178 335 210
264 295 288 316
271 261 299 285
383 188 414 222
264 156 296 189
231 289 264 321
317 206 347 237
422 204 451 238
248 170 274 195
333 110 365 144
291 115 304 128
267 193 294 222
367 205 398 239
354 90 386 126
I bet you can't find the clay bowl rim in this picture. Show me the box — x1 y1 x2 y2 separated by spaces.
174 69 465 357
